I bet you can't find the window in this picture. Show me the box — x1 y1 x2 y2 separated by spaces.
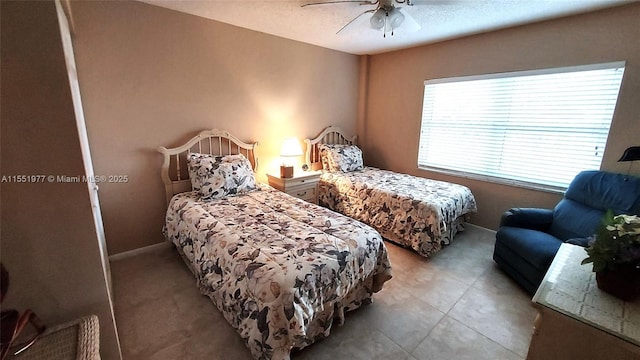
418 62 625 192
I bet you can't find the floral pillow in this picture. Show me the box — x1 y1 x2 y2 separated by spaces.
222 154 257 195
318 144 364 172
187 153 256 199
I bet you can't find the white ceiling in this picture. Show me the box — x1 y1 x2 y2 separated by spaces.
139 0 633 55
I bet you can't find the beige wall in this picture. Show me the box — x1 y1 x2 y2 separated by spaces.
1 1 120 358
69 1 360 254
364 3 640 230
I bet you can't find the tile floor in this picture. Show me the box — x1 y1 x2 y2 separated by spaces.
110 225 537 359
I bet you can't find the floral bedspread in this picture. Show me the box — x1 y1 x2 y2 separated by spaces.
319 167 478 258
163 184 392 360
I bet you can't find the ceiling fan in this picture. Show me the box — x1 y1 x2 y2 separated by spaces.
302 0 421 37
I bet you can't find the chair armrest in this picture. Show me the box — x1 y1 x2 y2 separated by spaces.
499 208 554 232
565 237 592 247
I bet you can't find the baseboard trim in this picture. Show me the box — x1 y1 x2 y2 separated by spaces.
109 241 172 262
466 222 496 234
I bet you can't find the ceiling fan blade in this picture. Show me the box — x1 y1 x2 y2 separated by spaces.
336 9 376 34
398 7 421 32
301 0 378 8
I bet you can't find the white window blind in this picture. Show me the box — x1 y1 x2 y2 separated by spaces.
418 62 625 192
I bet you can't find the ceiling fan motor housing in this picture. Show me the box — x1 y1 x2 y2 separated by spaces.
302 0 415 36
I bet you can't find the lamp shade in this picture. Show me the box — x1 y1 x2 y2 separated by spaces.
618 146 640 162
280 138 303 157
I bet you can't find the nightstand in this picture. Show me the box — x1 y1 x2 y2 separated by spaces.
267 171 321 204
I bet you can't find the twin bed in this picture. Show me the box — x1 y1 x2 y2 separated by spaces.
305 126 477 258
158 129 392 360
158 127 477 359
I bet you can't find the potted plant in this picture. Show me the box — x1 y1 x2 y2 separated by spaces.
581 211 640 301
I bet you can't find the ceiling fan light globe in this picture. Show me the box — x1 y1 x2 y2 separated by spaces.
370 9 385 29
388 8 405 28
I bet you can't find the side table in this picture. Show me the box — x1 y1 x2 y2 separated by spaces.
528 243 640 360
266 171 321 204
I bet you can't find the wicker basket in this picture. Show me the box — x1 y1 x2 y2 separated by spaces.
10 315 100 360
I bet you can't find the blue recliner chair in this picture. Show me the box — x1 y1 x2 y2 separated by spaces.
493 170 640 295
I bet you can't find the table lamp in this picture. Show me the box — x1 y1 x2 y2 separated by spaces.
619 146 640 180
280 137 303 178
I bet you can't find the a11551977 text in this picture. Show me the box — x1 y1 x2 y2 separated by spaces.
1 175 129 183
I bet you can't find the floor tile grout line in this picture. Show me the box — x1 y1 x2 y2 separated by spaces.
376 227 527 359
442 270 476 316
370 327 421 358
446 315 525 360
413 231 530 359
401 246 483 356
406 311 449 356
445 265 533 359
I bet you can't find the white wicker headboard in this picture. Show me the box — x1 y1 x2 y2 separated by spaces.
157 129 258 206
304 126 357 171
